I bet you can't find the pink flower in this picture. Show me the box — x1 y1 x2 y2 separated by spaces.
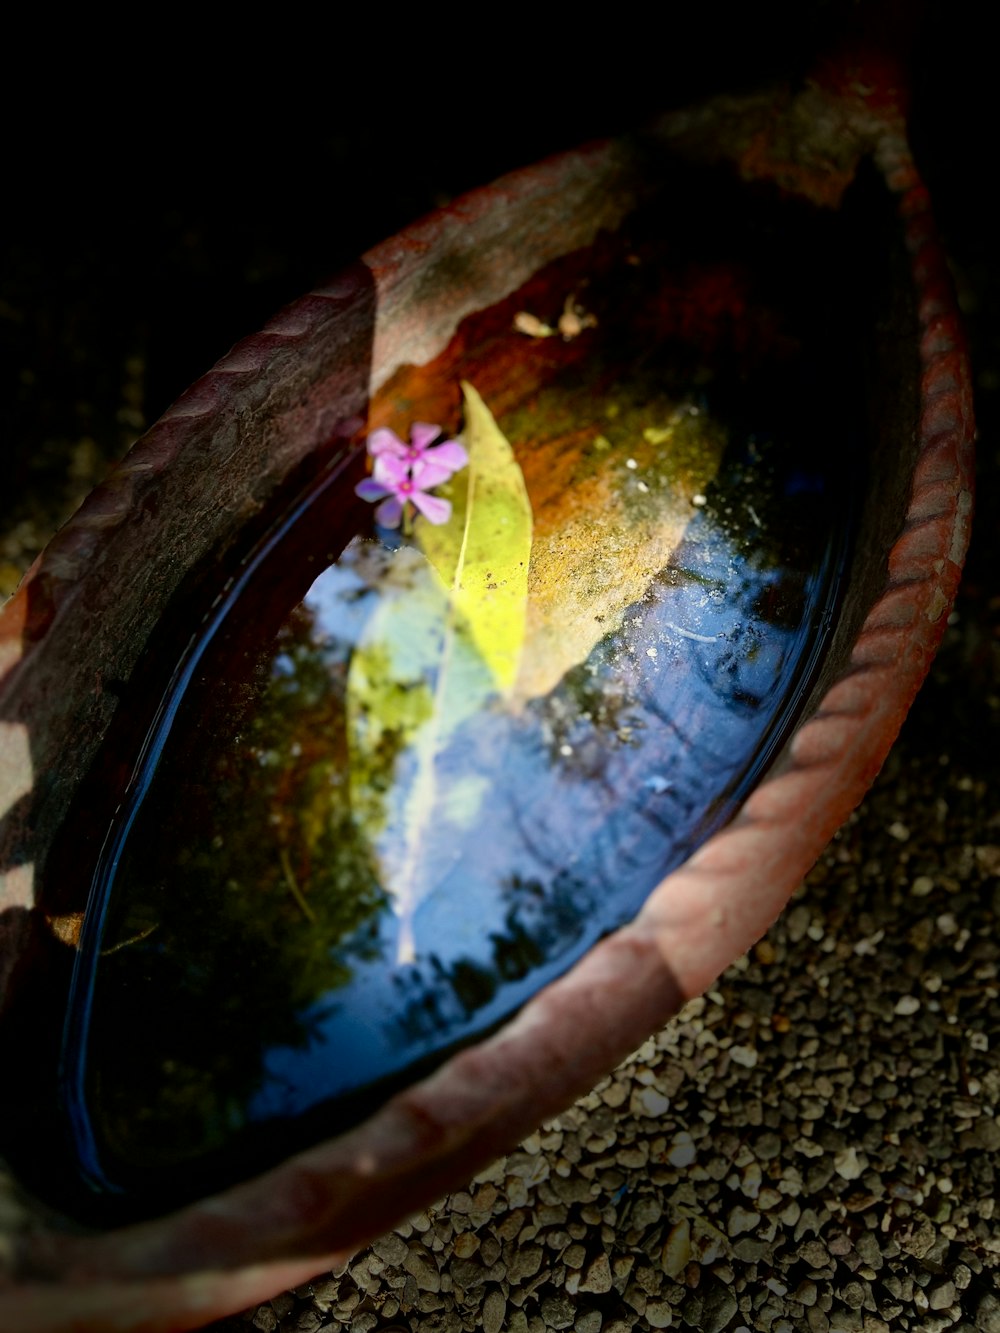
367 424 467 486
356 423 468 529
356 453 454 528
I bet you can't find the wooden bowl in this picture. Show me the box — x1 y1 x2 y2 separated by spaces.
0 56 973 1331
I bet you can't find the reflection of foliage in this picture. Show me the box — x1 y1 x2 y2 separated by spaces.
537 651 646 762
497 871 592 960
88 600 389 1167
390 871 591 1047
347 637 434 833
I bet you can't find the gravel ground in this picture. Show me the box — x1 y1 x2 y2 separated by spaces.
2 14 998 1331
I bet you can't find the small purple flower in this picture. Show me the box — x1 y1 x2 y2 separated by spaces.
356 422 468 529
356 453 453 528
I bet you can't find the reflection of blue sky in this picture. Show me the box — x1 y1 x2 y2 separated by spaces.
300 560 371 651
249 496 844 1121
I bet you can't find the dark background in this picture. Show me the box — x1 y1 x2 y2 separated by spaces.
2 2 994 591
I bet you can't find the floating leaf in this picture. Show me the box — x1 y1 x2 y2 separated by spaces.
346 396 533 962
416 381 533 695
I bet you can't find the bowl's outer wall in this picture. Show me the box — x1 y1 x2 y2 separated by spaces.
0 74 975 1333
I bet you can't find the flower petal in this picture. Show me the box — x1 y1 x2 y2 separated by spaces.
367 428 407 458
409 422 442 453
424 439 468 473
410 490 451 525
374 495 404 527
355 478 390 501
410 457 454 489
372 453 411 487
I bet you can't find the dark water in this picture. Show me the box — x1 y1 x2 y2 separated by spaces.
52 177 865 1215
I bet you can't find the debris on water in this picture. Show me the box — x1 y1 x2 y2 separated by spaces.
664 622 719 644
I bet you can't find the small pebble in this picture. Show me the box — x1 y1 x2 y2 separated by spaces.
579 1253 613 1294
661 1220 691 1278
483 1288 506 1333
728 1206 760 1236
666 1132 697 1167
833 1148 864 1181
740 1163 762 1199
635 1087 671 1117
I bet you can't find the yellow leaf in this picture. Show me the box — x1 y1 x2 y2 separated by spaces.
416 381 533 695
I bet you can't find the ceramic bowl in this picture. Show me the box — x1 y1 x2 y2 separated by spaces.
0 57 973 1332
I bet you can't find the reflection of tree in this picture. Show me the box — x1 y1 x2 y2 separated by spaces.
539 654 644 761
86 598 390 1170
390 871 591 1046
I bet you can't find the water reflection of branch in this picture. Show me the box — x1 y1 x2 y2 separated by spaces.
279 849 316 924
387 870 596 1050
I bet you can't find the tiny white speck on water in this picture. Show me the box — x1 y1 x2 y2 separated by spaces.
560 744 574 757
646 646 657 659
645 775 671 793
692 494 707 506
637 481 649 493
625 458 638 469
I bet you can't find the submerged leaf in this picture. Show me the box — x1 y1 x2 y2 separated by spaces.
416 381 533 695
345 389 533 963
511 399 727 701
